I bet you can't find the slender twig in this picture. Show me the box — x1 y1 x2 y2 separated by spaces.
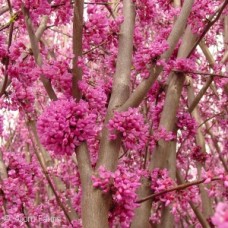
27 121 73 227
22 6 57 100
198 111 224 128
0 0 14 97
0 12 18 31
118 145 128 159
72 0 84 100
120 0 227 111
173 70 228 78
187 0 228 58
82 36 111 55
0 6 9 16
49 27 72 38
136 177 221 204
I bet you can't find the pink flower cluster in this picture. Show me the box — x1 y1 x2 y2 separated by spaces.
177 111 197 137
9 41 26 61
0 152 41 226
0 115 3 136
85 4 122 47
133 35 169 79
13 0 51 18
191 146 208 163
188 1 219 34
150 168 175 206
78 79 107 116
154 127 176 141
0 34 7 59
133 0 173 25
52 0 73 25
92 166 141 228
42 61 72 95
149 128 176 152
150 168 199 223
166 58 196 75
108 108 149 151
11 78 35 113
212 202 228 228
37 99 96 156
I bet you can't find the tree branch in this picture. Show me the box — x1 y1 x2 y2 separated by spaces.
136 177 220 204
22 7 57 101
72 0 84 100
96 0 135 171
27 120 73 227
119 0 194 111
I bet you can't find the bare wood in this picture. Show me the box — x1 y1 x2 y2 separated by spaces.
72 0 84 100
0 6 9 16
81 2 135 227
206 123 228 172
187 77 213 217
22 7 57 101
97 0 135 171
119 0 195 111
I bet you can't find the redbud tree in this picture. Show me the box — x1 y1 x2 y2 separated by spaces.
0 0 227 227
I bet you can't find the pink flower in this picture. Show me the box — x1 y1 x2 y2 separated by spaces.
37 99 96 156
108 108 149 151
212 202 228 228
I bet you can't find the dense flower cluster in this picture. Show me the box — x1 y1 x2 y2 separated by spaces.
149 128 176 152
0 0 227 227
150 168 199 223
79 79 107 116
188 1 220 34
133 34 169 79
0 34 7 59
92 166 141 228
11 78 35 112
41 61 72 95
108 108 149 151
191 146 208 163
37 99 96 156
0 152 41 227
212 202 228 228
177 111 197 138
166 58 196 76
150 168 176 206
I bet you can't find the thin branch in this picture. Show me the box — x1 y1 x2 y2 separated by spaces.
27 120 73 227
119 0 194 111
176 170 211 228
0 6 9 16
96 0 135 171
82 37 111 55
198 111 224 128
22 7 57 101
49 27 72 38
206 125 228 172
0 12 18 32
120 0 227 111
136 177 220 204
173 70 228 78
188 76 214 113
72 0 84 100
0 0 14 97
